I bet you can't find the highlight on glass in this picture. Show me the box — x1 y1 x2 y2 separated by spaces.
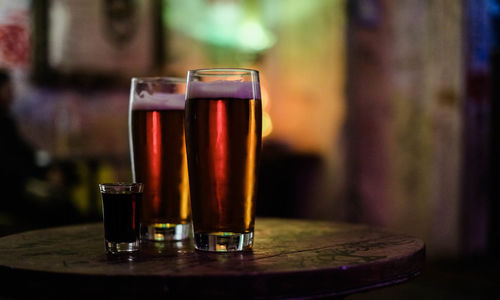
129 77 191 241
185 68 262 252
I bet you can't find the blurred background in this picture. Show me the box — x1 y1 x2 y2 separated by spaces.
0 0 498 298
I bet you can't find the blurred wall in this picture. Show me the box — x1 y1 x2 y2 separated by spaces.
259 0 346 219
347 0 466 258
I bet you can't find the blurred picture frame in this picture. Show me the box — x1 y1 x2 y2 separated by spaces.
32 0 164 87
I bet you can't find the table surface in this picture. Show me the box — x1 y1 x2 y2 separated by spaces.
0 218 425 299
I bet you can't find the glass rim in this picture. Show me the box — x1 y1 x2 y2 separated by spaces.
188 68 259 76
99 182 143 187
131 77 186 84
99 182 143 194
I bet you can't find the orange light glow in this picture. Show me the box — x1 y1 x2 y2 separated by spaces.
262 85 270 110
260 84 273 138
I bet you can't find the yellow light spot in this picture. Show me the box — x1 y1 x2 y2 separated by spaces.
262 111 273 138
244 100 256 228
179 131 190 221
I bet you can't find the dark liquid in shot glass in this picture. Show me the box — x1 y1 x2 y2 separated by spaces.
102 192 142 243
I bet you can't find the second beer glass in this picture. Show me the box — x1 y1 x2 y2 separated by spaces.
129 77 191 241
185 69 262 252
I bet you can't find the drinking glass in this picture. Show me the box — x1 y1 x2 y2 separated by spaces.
185 69 262 252
100 183 143 254
129 77 191 241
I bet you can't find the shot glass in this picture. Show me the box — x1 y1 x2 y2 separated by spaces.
99 183 143 254
129 77 191 241
185 69 262 252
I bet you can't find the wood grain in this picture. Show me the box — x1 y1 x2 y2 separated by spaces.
0 218 424 299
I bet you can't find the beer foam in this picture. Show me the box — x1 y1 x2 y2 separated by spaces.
188 80 260 99
132 93 186 110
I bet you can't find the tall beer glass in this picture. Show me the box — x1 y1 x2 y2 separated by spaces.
185 69 262 252
129 77 191 241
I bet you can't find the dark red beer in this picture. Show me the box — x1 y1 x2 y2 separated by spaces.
185 70 262 251
130 107 190 228
185 96 262 234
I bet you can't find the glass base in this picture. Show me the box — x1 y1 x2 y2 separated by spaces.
194 232 254 252
142 223 192 241
105 240 139 254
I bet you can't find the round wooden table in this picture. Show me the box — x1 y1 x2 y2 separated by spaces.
0 218 424 299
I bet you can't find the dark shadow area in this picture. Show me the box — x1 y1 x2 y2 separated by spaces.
0 70 93 237
257 141 322 219
349 256 500 299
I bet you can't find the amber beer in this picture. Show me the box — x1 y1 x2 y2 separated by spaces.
129 79 190 241
185 70 262 252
